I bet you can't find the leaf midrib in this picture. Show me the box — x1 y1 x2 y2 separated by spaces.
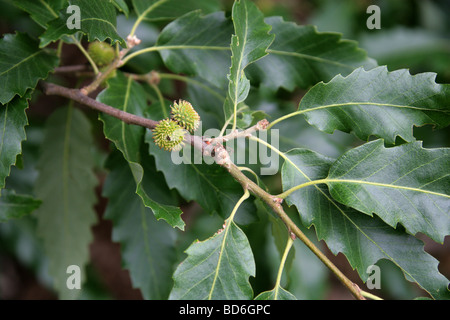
0 50 42 77
39 0 58 18
298 102 450 114
292 178 450 199
266 49 356 69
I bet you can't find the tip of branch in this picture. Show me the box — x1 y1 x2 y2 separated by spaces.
126 35 141 48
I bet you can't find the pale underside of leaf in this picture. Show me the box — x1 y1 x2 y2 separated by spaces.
35 106 97 299
0 32 59 104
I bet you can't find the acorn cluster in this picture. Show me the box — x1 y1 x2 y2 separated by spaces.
152 100 200 151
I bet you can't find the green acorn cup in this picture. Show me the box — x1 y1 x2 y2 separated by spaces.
152 119 186 152
87 41 115 67
170 100 200 133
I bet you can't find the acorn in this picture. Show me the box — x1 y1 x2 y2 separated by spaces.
152 119 186 152
170 100 200 133
87 41 115 67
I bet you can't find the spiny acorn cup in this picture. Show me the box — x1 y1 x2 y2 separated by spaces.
88 41 115 67
152 119 186 152
170 100 200 133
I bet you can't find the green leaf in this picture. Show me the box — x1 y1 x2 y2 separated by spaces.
223 0 275 123
0 32 59 104
249 16 377 92
103 151 177 299
12 0 66 27
281 148 450 299
0 189 41 222
40 0 126 48
35 106 97 299
297 66 450 144
326 139 449 243
97 72 184 230
0 95 29 194
111 0 129 17
169 200 255 299
156 11 233 89
132 0 221 22
147 135 256 224
254 286 297 300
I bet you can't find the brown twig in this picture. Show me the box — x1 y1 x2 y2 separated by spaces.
54 65 91 74
41 82 159 129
